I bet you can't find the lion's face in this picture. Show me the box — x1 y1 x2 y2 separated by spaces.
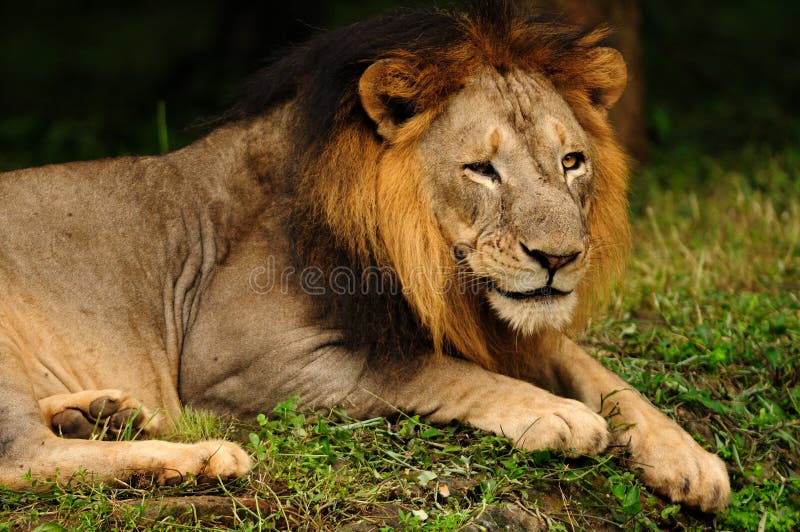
418 69 593 334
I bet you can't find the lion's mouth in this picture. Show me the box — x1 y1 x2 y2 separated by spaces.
490 283 573 301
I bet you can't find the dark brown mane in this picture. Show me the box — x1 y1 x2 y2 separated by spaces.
229 1 630 370
227 2 603 150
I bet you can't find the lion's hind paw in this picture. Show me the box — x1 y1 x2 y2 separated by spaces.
40 389 162 440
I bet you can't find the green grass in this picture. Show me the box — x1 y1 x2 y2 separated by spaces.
0 147 798 530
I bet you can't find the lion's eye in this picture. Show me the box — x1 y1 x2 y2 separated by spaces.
562 152 585 171
464 161 501 183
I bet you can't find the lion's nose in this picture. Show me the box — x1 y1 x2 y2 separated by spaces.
520 243 581 272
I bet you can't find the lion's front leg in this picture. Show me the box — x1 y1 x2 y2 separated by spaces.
527 333 731 513
368 355 609 456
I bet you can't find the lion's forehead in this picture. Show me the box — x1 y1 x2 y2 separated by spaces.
449 68 588 151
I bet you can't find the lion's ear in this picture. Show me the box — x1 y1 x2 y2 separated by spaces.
359 59 418 140
583 47 627 110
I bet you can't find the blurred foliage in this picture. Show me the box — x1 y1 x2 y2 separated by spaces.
0 0 430 170
642 0 800 152
0 0 797 170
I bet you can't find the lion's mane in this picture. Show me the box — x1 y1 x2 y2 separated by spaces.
228 1 630 371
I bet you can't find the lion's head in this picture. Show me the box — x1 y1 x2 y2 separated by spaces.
233 2 630 369
365 62 623 337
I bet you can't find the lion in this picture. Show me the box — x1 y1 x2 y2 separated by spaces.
0 2 729 513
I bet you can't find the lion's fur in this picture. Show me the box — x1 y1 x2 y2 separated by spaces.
228 1 630 370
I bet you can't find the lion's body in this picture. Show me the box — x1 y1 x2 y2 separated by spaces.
0 119 281 417
0 3 730 512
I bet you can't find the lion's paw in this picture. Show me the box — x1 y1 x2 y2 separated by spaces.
40 389 162 440
622 421 730 513
155 440 253 485
510 399 609 456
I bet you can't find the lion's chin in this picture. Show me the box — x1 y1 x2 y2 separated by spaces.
486 289 577 335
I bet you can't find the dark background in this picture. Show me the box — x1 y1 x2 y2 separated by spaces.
0 0 798 172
